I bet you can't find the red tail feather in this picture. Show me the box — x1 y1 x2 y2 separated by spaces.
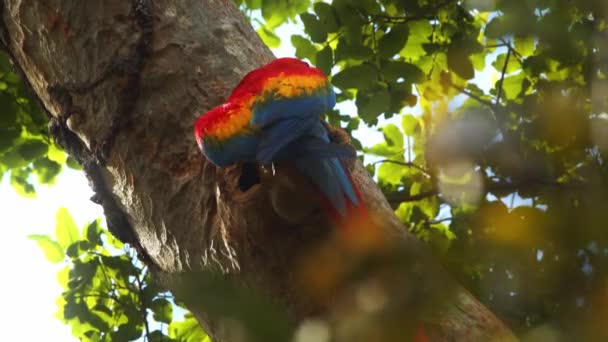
318 172 385 252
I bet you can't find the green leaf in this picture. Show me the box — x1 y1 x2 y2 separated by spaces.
485 17 505 38
401 21 432 60
10 170 35 197
169 314 209 342
364 142 402 158
332 64 377 90
0 127 20 153
111 322 144 341
66 156 82 170
28 234 65 263
356 87 391 123
256 25 281 48
148 330 177 342
315 46 333 75
261 0 291 28
492 52 521 74
378 162 407 185
382 124 404 149
470 52 486 71
245 0 261 9
150 298 173 324
300 13 327 43
401 114 421 136
291 35 318 63
313 2 339 33
33 157 62 184
388 82 415 112
0 92 17 126
17 139 48 160
101 255 137 277
500 72 526 100
514 35 536 57
56 207 79 250
378 24 409 58
381 61 425 83
47 143 67 164
335 38 374 61
448 46 475 80
57 265 70 288
85 219 103 246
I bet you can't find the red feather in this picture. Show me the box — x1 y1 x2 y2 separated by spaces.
228 57 326 102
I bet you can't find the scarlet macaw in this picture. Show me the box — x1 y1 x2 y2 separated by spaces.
194 57 359 216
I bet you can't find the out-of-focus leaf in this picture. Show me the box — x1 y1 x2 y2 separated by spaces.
291 35 318 63
28 234 65 263
356 86 391 123
10 169 35 197
402 114 421 136
256 25 281 48
492 52 521 74
335 38 374 61
448 46 475 80
378 161 409 185
33 157 62 184
514 35 536 56
379 24 409 58
382 124 404 149
55 207 79 250
314 2 339 33
316 46 333 75
150 298 173 324
169 314 210 342
300 13 327 43
381 61 425 83
17 139 48 160
333 64 377 90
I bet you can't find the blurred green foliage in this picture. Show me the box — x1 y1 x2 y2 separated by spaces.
0 54 80 197
6 0 608 340
240 0 608 339
30 208 209 341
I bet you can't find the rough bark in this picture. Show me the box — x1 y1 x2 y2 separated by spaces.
0 1 517 341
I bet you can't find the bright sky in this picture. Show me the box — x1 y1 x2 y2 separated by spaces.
0 169 102 341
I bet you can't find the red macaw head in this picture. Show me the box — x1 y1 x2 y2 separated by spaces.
194 102 237 148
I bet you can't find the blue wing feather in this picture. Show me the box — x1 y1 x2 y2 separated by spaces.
251 84 357 215
275 137 355 161
251 89 336 126
256 115 318 165
202 134 259 167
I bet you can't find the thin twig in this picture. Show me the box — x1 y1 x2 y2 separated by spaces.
495 46 512 105
428 217 453 225
373 159 434 178
386 189 439 203
452 84 496 109
135 271 150 340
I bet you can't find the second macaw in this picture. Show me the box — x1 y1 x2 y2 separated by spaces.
194 57 360 216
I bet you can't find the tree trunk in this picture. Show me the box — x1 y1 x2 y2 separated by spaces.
0 0 517 341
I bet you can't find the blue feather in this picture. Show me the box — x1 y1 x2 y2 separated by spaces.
202 134 259 167
260 118 358 215
251 89 336 126
247 85 357 215
256 115 318 165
